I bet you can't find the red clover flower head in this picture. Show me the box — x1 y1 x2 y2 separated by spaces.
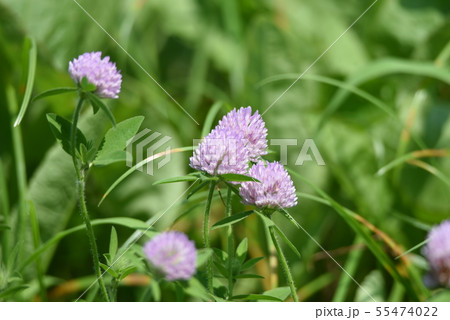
190 127 250 176
424 220 450 288
239 161 297 209
217 107 268 161
69 51 122 99
143 231 197 281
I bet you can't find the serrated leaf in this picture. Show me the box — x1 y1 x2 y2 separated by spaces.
85 92 116 126
153 175 200 185
196 248 213 268
235 238 248 265
220 173 260 182
212 210 254 230
94 116 144 166
241 257 264 271
46 113 87 157
109 227 118 260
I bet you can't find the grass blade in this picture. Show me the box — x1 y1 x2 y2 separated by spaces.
288 168 427 301
201 101 224 138
98 146 193 206
14 37 37 127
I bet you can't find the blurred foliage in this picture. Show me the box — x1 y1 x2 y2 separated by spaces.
0 0 449 301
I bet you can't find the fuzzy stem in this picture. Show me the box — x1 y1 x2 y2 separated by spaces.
268 225 299 302
225 186 234 299
203 181 216 294
70 97 110 302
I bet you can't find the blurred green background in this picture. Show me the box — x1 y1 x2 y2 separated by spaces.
0 0 449 301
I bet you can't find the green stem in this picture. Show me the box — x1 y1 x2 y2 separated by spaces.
0 158 11 264
203 181 216 294
70 97 110 302
29 201 47 301
6 85 28 263
225 186 234 299
268 225 298 302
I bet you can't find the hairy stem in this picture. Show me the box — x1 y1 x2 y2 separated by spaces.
268 225 299 302
70 98 110 302
203 181 216 294
225 186 234 299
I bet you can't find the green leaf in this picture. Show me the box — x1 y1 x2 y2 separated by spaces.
213 261 229 278
118 266 136 281
241 256 264 271
0 285 28 299
235 238 248 265
184 278 211 301
109 227 118 260
272 224 302 259
14 37 37 127
232 294 282 302
223 181 241 197
395 239 429 260
99 262 118 278
153 175 200 185
258 212 301 259
46 113 88 156
212 210 254 230
186 181 209 199
261 287 291 302
85 92 116 126
219 173 259 182
149 280 161 302
196 248 213 268
81 76 97 92
31 87 78 102
94 116 144 166
212 248 228 263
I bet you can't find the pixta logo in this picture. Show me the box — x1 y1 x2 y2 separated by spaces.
271 139 325 166
126 129 172 175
